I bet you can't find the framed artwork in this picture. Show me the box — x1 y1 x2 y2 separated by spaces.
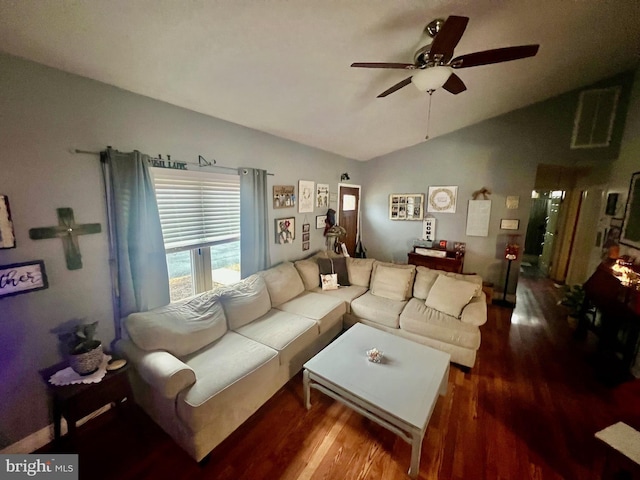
506 196 520 209
275 217 295 244
316 184 329 208
0 195 16 249
316 215 327 229
273 185 296 209
621 171 640 248
500 219 520 230
389 194 424 220
0 260 48 298
427 186 458 213
302 223 310 233
302 242 310 251
298 180 315 213
302 233 310 242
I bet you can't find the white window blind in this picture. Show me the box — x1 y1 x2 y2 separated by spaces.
152 168 240 252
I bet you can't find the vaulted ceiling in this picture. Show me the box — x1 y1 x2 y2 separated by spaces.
1 1 639 160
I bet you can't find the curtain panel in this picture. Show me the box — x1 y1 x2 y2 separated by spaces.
101 148 170 338
239 168 270 277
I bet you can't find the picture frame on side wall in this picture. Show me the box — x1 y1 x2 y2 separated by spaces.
389 194 424 220
275 217 295 244
620 171 640 249
0 260 48 298
0 195 16 249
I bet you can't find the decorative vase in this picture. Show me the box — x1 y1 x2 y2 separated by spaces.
68 342 103 375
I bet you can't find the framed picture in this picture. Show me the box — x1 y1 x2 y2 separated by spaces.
500 219 520 230
0 195 16 249
302 241 310 251
302 223 310 233
389 194 424 220
0 260 48 298
275 217 295 244
273 185 296 209
298 180 315 213
621 171 640 249
427 186 458 213
605 193 619 216
316 184 329 208
302 232 310 242
316 215 327 229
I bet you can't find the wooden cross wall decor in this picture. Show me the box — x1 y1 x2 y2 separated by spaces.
29 208 101 270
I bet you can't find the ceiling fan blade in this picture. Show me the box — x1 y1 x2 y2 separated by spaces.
351 62 415 69
442 73 466 94
377 77 412 97
429 16 469 62
451 44 540 68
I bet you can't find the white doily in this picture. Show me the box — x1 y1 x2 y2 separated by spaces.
49 354 112 386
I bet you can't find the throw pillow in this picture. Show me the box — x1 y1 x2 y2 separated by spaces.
369 262 416 301
294 259 320 290
425 274 478 318
317 257 350 287
346 257 375 287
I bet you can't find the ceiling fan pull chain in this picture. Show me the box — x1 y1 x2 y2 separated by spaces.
425 89 434 140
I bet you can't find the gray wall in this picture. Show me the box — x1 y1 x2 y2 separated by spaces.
361 71 635 293
0 53 362 445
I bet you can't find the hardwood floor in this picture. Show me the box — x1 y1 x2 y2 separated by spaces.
39 270 640 479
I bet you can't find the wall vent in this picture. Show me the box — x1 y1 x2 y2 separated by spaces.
570 86 620 149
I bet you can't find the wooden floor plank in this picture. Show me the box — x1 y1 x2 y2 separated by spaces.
37 267 640 479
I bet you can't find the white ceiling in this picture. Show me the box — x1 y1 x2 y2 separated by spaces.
1 1 639 161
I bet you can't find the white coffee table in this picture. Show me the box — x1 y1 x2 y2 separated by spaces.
303 323 450 478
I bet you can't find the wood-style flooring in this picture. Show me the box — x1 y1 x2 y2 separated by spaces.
39 268 640 479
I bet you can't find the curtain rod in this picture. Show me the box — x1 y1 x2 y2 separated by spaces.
73 149 274 176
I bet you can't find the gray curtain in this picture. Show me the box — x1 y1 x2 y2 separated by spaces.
101 148 170 339
239 168 270 277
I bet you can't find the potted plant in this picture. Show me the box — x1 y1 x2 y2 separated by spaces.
558 284 585 328
58 321 103 375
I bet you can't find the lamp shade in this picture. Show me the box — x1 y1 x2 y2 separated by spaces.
411 66 453 92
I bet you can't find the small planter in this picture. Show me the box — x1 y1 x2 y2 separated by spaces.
68 341 103 376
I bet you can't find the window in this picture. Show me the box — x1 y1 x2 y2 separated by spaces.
152 168 241 302
571 86 620 149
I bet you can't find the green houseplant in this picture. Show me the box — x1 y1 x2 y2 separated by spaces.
58 321 103 375
558 284 585 327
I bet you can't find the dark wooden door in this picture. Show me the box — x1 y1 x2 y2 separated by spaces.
338 185 360 256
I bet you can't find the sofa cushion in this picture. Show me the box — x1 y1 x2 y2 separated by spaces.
235 309 318 367
400 298 481 350
442 272 483 297
125 291 227 357
412 266 441 300
350 291 407 328
425 275 478 318
219 275 271 330
369 262 416 301
261 261 305 307
277 291 346 334
177 331 279 429
346 258 375 287
318 257 350 287
311 285 368 314
294 259 320 291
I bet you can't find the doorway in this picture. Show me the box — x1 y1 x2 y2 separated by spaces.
338 184 361 256
523 190 565 276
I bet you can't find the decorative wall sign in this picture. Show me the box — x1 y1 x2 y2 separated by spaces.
428 186 458 213
29 208 101 270
316 215 327 229
506 196 520 209
298 180 315 213
466 200 491 236
0 260 48 298
422 217 436 242
500 219 520 230
621 171 640 249
275 217 295 244
0 195 16 249
273 185 296 209
389 194 424 220
316 184 329 208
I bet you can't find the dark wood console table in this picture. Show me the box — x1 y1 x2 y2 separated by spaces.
577 260 640 372
408 247 464 273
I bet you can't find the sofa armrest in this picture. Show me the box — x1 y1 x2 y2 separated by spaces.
115 339 196 398
460 294 488 326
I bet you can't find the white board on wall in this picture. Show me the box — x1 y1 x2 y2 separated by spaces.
466 200 491 237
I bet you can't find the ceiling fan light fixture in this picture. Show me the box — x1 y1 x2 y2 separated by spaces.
411 66 453 92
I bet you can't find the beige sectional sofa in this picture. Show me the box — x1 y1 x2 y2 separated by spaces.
116 253 486 463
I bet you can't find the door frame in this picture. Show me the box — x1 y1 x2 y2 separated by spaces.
337 183 362 249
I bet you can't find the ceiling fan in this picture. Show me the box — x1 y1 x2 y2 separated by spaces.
351 15 539 98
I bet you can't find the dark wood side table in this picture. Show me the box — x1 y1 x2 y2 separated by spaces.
40 360 133 442
407 247 464 273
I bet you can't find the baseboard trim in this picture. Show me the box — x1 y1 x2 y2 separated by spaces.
0 404 112 454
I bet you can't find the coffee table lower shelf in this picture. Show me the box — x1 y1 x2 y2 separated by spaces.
304 369 438 478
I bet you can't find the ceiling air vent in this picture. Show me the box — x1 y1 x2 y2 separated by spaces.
571 86 620 149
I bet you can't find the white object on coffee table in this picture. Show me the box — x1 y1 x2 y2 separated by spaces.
303 323 450 478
